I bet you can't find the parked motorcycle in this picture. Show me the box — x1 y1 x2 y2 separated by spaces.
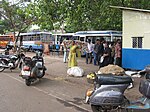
0 53 25 72
20 51 46 86
85 72 150 112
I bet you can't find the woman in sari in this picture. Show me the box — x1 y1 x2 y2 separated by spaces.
68 41 81 68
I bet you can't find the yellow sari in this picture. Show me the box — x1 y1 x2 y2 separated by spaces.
68 45 81 68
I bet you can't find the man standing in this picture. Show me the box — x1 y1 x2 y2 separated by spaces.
93 39 100 65
62 41 68 63
86 39 93 64
98 38 105 65
115 39 122 67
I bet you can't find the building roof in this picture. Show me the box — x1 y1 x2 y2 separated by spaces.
110 6 150 13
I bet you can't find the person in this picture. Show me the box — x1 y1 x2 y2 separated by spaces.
62 41 68 63
86 39 94 64
109 42 115 64
115 39 122 67
93 39 100 65
68 40 81 68
98 38 105 65
99 42 112 68
55 42 60 56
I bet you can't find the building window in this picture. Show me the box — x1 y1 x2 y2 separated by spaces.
132 37 143 48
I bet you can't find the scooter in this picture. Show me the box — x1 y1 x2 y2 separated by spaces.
20 51 46 86
0 53 25 72
85 72 150 112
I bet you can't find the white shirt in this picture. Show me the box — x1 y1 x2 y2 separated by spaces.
87 43 94 53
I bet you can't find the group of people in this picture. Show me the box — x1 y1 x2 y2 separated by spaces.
85 38 122 68
61 38 122 69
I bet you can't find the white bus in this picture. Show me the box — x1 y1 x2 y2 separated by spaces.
73 30 122 56
52 31 122 56
53 33 75 44
73 30 122 43
20 31 53 51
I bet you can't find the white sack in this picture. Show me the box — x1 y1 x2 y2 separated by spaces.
67 67 84 77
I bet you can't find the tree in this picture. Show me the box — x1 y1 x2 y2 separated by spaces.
36 0 123 32
0 0 38 52
0 19 10 34
35 0 150 32
35 0 69 32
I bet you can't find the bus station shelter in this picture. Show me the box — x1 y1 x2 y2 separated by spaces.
111 6 150 70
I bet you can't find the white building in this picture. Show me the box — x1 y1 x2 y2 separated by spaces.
111 6 150 70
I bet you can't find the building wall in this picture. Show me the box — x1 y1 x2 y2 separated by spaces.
123 10 150 48
122 10 150 70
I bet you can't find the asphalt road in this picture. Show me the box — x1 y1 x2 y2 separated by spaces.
0 69 91 112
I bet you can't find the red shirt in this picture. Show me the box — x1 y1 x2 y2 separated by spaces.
115 43 121 58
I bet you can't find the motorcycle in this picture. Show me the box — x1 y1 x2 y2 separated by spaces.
85 71 150 112
20 51 46 86
0 53 25 72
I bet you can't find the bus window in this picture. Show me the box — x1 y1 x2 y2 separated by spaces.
80 37 85 41
73 36 79 40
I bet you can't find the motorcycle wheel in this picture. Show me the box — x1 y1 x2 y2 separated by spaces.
25 79 31 86
91 105 107 112
37 70 45 78
0 61 5 72
0 66 5 72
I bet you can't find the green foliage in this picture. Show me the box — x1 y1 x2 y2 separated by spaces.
35 0 150 32
0 19 10 34
1 0 150 33
0 0 38 34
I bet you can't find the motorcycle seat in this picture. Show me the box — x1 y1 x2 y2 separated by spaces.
95 74 133 85
23 57 33 66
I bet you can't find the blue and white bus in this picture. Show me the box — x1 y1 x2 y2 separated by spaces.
20 31 53 51
52 31 122 56
73 30 122 43
73 30 122 56
53 33 75 44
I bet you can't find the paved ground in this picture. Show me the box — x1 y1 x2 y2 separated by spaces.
0 49 150 112
0 70 92 112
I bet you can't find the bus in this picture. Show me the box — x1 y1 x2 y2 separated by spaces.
73 30 122 43
53 33 75 44
0 34 15 48
73 30 122 56
52 31 122 56
20 31 53 51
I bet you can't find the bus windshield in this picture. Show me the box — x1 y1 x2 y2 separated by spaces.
0 35 14 48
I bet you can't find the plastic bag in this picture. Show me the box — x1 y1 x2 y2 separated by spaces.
100 56 104 63
67 67 84 77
